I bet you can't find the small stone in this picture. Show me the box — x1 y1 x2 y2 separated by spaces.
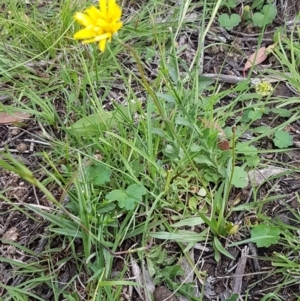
17 143 27 153
3 227 19 242
11 128 20 136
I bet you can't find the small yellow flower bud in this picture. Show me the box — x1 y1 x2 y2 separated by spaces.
244 5 251 12
255 80 273 96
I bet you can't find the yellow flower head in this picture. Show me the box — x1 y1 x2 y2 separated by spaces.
255 80 273 96
244 5 251 12
73 0 122 52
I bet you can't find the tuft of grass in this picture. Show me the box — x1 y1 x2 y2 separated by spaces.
1 0 300 300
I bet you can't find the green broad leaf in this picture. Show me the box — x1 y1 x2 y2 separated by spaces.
271 108 291 117
252 12 265 27
245 156 260 168
67 111 116 136
86 163 111 186
190 143 202 152
97 202 116 213
171 217 204 228
213 237 235 260
251 0 264 10
273 26 284 43
250 224 280 247
193 155 215 167
161 265 184 278
156 92 176 104
145 46 156 61
130 160 144 177
175 116 193 128
240 109 252 123
273 130 293 148
106 189 127 202
225 293 239 301
261 5 277 23
188 196 198 211
231 166 248 188
236 143 258 156
248 109 263 121
126 184 147 198
252 125 271 133
221 0 236 9
218 13 241 31
106 184 146 210
252 5 277 27
149 230 208 243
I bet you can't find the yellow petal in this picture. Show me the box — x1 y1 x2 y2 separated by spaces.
98 39 107 52
94 32 111 41
108 2 122 20
108 0 116 12
97 18 109 28
85 6 105 21
73 12 93 27
111 21 122 33
99 0 107 14
74 28 96 40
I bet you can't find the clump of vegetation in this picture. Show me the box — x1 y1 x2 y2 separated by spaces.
0 0 300 300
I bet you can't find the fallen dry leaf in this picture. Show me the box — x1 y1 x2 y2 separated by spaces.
130 255 154 301
243 45 272 77
248 167 285 187
218 140 230 151
0 112 31 124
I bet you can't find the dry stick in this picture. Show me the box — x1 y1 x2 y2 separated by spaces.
24 53 63 68
0 131 27 148
202 73 249 84
248 242 262 281
232 246 249 295
0 212 16 235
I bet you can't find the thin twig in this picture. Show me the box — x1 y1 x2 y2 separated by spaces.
25 53 63 68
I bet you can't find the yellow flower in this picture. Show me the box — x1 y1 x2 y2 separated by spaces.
255 80 273 96
73 0 122 52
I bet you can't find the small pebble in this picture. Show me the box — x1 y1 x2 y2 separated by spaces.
11 128 20 136
17 143 27 153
